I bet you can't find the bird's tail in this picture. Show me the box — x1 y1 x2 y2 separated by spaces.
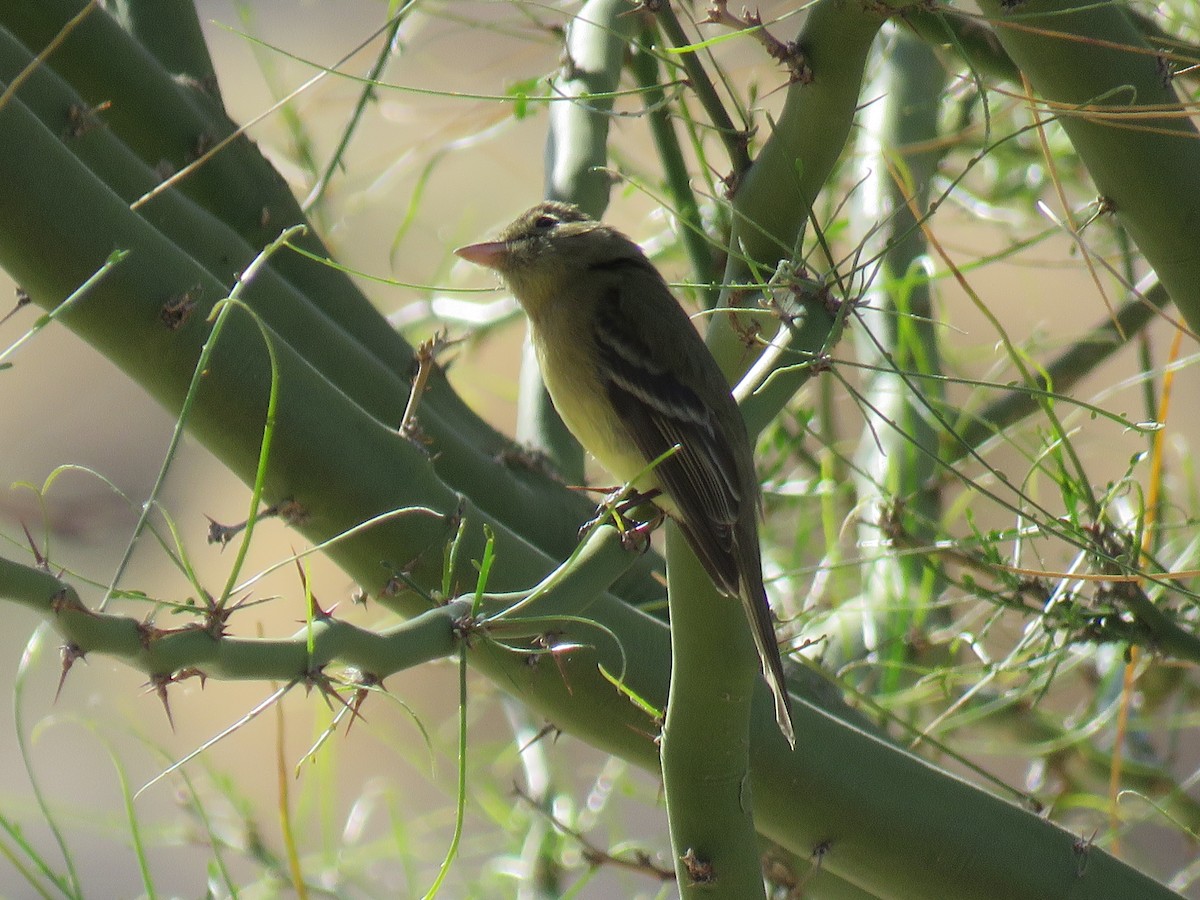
741 585 796 749
677 515 795 748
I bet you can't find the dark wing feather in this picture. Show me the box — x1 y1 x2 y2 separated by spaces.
586 256 796 749
590 271 746 596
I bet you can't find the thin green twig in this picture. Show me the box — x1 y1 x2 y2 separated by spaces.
653 4 751 175
13 625 80 898
0 250 127 368
303 4 416 211
100 226 303 613
629 32 716 305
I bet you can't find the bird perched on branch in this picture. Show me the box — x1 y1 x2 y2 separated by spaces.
456 201 794 748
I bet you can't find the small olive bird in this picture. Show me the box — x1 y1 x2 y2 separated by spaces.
456 201 795 748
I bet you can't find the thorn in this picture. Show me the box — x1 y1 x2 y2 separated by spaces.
160 286 201 330
50 588 86 615
55 643 86 702
346 673 382 735
496 444 562 480
206 500 307 548
680 848 715 885
173 667 208 688
64 100 111 138
273 499 309 527
20 521 48 570
305 668 364 731
148 674 176 732
205 514 244 547
535 632 577 695
188 131 214 162
0 286 31 328
136 620 166 650
516 721 560 756
293 554 334 619
452 611 482 650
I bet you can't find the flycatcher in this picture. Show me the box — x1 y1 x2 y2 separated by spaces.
456 201 795 747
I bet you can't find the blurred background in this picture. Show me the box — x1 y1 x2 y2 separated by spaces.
1 1 1197 897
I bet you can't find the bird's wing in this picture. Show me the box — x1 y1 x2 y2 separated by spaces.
589 265 746 596
589 258 796 748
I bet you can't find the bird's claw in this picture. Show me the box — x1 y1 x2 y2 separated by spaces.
617 510 665 554
577 487 663 542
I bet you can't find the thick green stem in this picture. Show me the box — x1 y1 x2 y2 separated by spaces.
902 7 1020 84
3 0 521 504
0 527 641 683
109 0 220 94
849 27 949 666
0 17 666 602
709 0 886 387
975 0 1200 333
660 525 765 898
4 2 371 340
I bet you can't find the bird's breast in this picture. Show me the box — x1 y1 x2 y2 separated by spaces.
532 322 659 493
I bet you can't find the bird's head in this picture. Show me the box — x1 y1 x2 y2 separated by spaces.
456 202 640 314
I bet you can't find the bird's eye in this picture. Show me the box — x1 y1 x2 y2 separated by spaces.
533 214 558 230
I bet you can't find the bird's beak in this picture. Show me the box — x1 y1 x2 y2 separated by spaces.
454 240 509 270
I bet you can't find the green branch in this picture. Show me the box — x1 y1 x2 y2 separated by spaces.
660 525 766 898
975 0 1200 333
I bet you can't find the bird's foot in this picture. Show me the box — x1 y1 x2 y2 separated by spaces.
616 507 666 554
577 486 663 545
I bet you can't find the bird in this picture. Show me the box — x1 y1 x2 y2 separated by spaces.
455 201 795 748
